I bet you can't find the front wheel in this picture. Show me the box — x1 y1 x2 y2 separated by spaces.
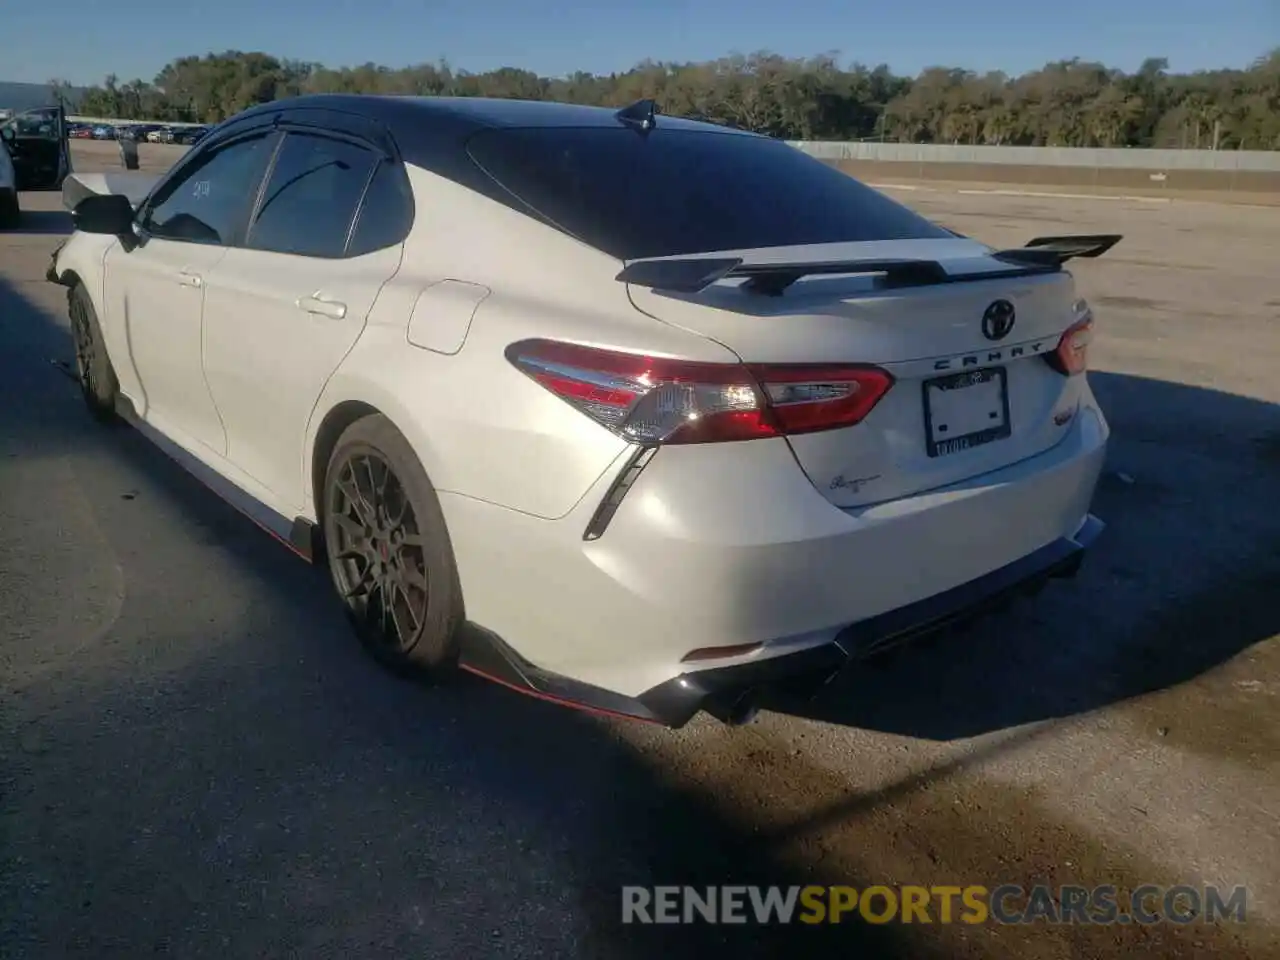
69 283 120 421
322 415 463 676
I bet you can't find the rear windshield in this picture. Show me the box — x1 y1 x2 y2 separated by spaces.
465 126 950 261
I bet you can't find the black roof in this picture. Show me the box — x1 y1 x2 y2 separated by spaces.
209 94 761 229
193 94 775 259
231 93 754 140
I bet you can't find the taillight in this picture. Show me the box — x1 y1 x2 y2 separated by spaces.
1045 303 1093 376
505 339 893 444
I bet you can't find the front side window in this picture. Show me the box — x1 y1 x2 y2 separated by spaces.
245 132 379 258
144 133 277 245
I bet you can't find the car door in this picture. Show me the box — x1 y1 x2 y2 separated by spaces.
103 129 279 457
51 102 71 187
3 105 67 189
200 128 409 509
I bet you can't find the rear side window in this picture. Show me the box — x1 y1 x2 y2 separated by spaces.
246 132 379 258
347 160 414 257
466 127 950 260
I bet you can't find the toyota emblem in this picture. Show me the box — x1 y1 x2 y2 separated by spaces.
982 299 1017 341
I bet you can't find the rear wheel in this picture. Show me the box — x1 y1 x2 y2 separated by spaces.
321 415 463 676
69 283 119 421
0 189 18 228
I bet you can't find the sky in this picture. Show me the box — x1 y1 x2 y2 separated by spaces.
5 0 1276 87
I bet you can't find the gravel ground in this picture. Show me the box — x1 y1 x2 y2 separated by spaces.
0 141 1277 959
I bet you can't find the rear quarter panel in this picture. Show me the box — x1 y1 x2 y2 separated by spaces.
303 165 741 521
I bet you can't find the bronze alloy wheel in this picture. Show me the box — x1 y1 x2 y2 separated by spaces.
68 284 119 421
71 292 98 398
326 450 432 656
322 414 463 674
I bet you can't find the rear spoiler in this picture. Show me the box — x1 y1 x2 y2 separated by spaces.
616 234 1123 296
992 234 1123 267
615 257 969 296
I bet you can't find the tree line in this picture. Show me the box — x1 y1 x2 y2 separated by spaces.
54 48 1280 150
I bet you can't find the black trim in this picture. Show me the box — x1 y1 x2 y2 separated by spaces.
288 516 322 562
457 626 665 723
458 515 1105 728
583 445 657 541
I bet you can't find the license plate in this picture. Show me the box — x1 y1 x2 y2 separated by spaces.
922 367 1011 457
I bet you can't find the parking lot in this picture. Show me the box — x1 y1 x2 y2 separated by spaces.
1 141 1278 958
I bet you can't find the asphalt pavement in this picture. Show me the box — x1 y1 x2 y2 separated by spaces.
1 145 1278 959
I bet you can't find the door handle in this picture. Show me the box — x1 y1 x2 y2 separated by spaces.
176 270 202 288
296 295 348 320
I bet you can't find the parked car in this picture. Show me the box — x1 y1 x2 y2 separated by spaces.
171 125 210 145
48 95 1115 727
0 102 72 211
146 128 169 143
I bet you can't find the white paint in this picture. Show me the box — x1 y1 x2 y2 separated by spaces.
406 279 491 355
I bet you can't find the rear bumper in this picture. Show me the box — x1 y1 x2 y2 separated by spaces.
458 513 1104 728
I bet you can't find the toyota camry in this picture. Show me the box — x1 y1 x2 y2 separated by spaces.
47 94 1117 727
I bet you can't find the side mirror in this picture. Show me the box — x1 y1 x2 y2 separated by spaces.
73 193 136 236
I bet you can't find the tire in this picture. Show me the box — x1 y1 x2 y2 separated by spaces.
0 189 18 229
68 283 120 422
321 414 463 675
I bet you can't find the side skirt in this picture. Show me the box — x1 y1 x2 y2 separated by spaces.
113 393 321 562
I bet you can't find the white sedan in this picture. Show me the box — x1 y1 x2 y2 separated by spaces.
48 94 1116 727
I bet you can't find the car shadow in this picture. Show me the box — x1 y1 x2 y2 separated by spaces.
11 206 73 235
3 262 1277 960
766 370 1280 743
0 272 928 959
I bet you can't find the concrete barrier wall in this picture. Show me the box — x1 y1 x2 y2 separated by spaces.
787 143 1280 197
789 141 1280 172
67 117 203 127
820 159 1280 195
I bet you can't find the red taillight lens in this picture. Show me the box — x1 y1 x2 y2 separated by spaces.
751 364 895 435
506 339 894 444
1046 315 1093 376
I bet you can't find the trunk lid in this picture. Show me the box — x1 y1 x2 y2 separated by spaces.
625 240 1089 508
